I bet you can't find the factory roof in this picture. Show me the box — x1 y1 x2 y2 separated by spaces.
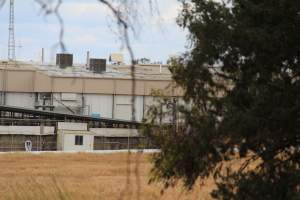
0 60 183 96
0 60 172 80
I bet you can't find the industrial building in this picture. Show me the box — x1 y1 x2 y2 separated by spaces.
0 0 182 151
0 53 182 122
0 53 182 151
0 122 151 152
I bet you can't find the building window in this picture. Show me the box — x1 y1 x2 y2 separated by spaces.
75 135 83 145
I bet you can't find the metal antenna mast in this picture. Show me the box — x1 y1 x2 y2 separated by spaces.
8 0 15 61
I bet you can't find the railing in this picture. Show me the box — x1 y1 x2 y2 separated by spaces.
0 105 140 128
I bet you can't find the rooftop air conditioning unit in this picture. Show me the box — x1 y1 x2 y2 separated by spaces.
89 58 106 73
56 53 73 68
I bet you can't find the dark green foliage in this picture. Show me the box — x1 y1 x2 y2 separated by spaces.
143 0 300 199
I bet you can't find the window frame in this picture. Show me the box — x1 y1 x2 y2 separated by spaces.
75 135 83 145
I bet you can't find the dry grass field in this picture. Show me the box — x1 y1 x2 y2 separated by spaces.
0 152 215 200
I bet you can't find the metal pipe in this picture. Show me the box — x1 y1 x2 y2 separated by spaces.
142 95 145 120
86 51 90 67
41 48 44 64
81 93 85 115
112 94 115 119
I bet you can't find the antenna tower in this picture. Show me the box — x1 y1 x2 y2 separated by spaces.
8 0 15 61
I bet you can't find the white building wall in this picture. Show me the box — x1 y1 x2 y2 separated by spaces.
84 94 113 118
62 133 94 151
57 122 87 131
52 93 82 107
134 96 144 121
52 93 83 114
57 122 93 151
3 92 173 122
57 131 63 151
114 95 144 121
5 92 35 108
144 96 184 123
114 95 131 120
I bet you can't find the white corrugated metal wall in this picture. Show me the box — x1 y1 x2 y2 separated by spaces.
3 92 179 122
113 95 144 121
5 93 35 108
84 94 113 118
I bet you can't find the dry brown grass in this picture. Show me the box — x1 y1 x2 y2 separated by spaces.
0 152 214 200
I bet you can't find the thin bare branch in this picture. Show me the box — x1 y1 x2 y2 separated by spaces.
0 0 5 9
34 0 66 52
97 0 136 123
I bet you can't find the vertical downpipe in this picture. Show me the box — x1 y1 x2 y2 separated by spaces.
3 63 7 105
50 93 54 111
81 93 85 115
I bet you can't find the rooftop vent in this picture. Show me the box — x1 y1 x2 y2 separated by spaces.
56 53 73 68
89 58 106 73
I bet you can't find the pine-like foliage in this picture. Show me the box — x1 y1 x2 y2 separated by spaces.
143 0 300 199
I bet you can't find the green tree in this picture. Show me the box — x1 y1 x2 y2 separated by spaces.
143 0 300 199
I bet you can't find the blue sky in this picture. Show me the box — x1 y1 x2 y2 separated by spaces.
0 0 187 64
